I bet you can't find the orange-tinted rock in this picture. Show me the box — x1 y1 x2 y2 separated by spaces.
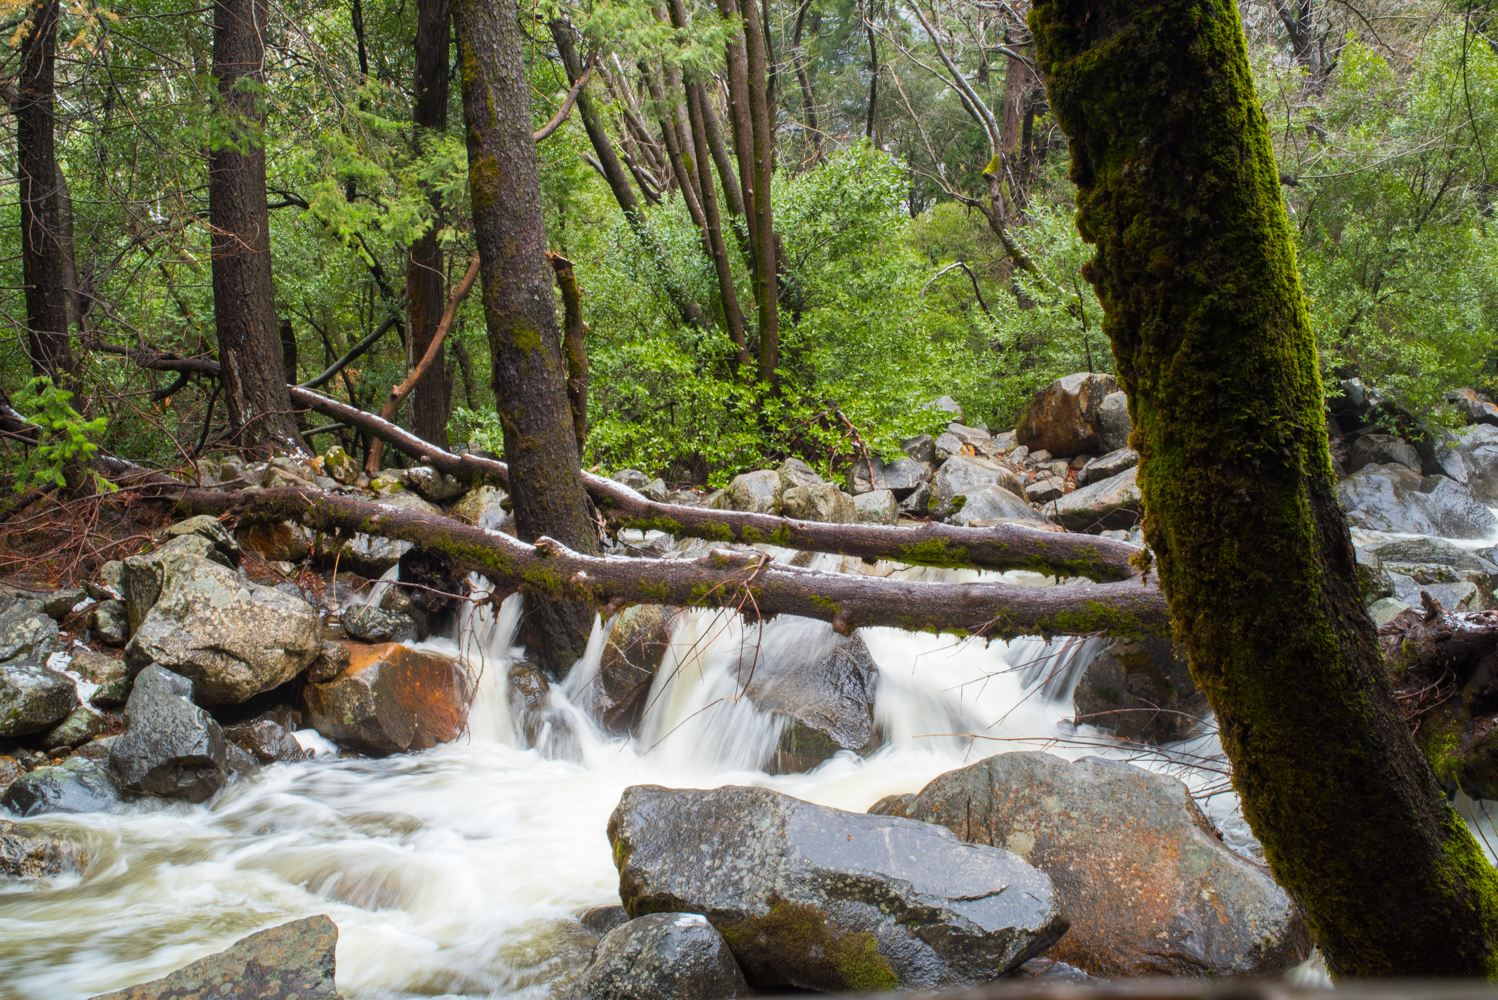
1014 373 1119 458
237 521 314 563
301 642 472 755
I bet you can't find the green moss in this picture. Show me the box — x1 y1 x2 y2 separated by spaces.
717 896 898 993
897 538 970 569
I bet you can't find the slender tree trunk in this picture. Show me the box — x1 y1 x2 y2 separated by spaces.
1031 0 1498 976
18 0 75 382
997 28 1035 222
454 0 601 679
791 0 821 162
210 0 305 454
407 0 452 448
863 2 879 142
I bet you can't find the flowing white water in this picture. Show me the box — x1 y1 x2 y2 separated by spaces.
0 556 1258 1000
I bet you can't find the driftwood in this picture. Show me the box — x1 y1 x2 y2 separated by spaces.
1379 591 1498 678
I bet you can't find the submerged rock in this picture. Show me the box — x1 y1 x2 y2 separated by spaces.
609 784 1067 991
568 913 750 1000
110 665 228 802
508 664 581 761
0 660 77 737
302 642 471 755
1072 637 1209 743
223 716 307 765
581 904 632 937
1051 466 1142 532
89 914 341 1000
905 752 1310 978
1 755 121 816
1015 373 1119 458
743 627 879 773
0 819 88 878
1337 463 1497 538
584 605 674 736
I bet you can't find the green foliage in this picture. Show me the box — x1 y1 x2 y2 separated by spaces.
8 378 109 491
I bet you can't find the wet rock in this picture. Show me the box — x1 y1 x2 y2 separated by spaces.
90 678 132 709
901 434 937 464
613 469 652 491
398 547 462 619
0 660 77 737
89 914 341 1000
122 533 233 633
71 735 117 763
1458 424 1498 505
1337 463 1498 539
342 601 418 644
845 456 886 496
1096 391 1131 454
1 755 121 816
866 792 913 817
905 752 1310 978
1076 448 1137 487
585 606 674 736
899 482 932 516
930 454 1026 520
163 515 241 565
405 465 466 502
449 485 511 531
308 641 351 684
225 741 262 780
1025 479 1065 504
1347 433 1421 474
714 471 781 515
743 628 879 773
90 600 129 646
43 706 108 748
302 642 471 756
1353 544 1395 604
224 716 307 764
1015 373 1120 458
0 599 59 664
781 483 856 524
1051 466 1142 532
1389 575 1480 612
1072 638 1209 743
1448 388 1498 426
507 663 581 761
0 755 20 794
776 458 824 493
610 784 1067 991
569 913 751 1000
126 557 321 705
947 484 1047 527
110 664 228 802
852 489 898 525
238 521 314 563
1373 537 1498 611
881 457 932 498
40 586 87 621
581 904 632 937
320 492 442 574
0 818 87 878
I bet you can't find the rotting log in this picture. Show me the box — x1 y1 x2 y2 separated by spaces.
143 483 1169 639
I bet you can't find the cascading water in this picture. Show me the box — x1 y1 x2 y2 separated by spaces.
0 545 1278 999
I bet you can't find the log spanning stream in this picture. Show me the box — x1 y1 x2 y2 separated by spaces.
0 547 1351 998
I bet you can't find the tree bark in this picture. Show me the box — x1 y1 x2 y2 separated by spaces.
453 0 602 678
547 252 589 458
17 0 75 382
210 0 305 454
737 0 779 382
406 0 453 448
1031 0 1498 976
791 0 820 162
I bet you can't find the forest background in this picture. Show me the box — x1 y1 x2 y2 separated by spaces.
1 0 1492 489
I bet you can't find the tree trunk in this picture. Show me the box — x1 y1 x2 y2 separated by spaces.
17 0 75 382
406 0 452 448
1031 0 1498 976
547 252 589 458
454 0 602 678
210 0 305 454
996 28 1035 222
737 0 779 382
791 0 820 162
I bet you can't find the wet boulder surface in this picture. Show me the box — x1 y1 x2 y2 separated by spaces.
608 784 1067 992
1072 637 1209 743
904 752 1310 978
302 641 471 755
584 605 675 736
930 455 1025 521
89 914 341 1000
742 626 880 773
1051 466 1142 532
1015 373 1119 458
0 818 89 879
568 913 750 1000
1 755 122 816
109 664 228 802
1336 462 1497 538
0 659 78 737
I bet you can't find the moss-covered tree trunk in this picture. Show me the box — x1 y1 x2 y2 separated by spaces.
1030 0 1498 976
452 0 600 680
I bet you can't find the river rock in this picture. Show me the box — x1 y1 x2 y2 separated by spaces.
69 649 125 685
1374 537 1498 611
122 533 232 633
845 456 886 495
1051 466 1142 532
302 641 471 755
91 678 132 709
1353 544 1396 604
879 457 931 498
43 706 108 748
89 914 341 1000
781 483 856 524
1 818 88 878
39 586 87 621
852 489 898 525
715 471 781 515
238 521 315 563
1337 463 1498 539
110 664 228 802
319 492 442 574
449 485 511 531
947 484 1047 527
90 600 129 646
0 755 20 794
899 481 932 516
1 755 121 816
946 422 994 453
1347 433 1421 474
901 434 937 464
1076 448 1137 487
1072 638 1209 743
930 454 1026 519
1015 373 1119 458
585 605 674 736
905 752 1310 977
508 664 582 761
1449 388 1498 426
1096 391 1131 453
1026 479 1065 504
0 598 59 664
1458 424 1498 505
933 431 964 460
125 557 321 705
744 628 879 773
776 458 824 493
0 660 77 736
569 913 750 1000
406 465 466 501
609 784 1067 991
224 716 307 764
342 601 418 644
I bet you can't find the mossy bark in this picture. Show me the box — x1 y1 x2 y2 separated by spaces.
451 0 600 678
1030 0 1498 975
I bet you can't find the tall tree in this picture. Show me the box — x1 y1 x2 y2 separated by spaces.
452 0 601 678
1031 0 1498 976
406 0 452 447
17 0 75 382
209 0 306 453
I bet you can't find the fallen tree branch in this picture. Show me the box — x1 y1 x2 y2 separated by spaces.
154 484 1170 638
1379 590 1498 676
298 315 401 391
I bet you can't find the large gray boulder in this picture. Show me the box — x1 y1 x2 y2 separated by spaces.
1096 391 1131 454
744 627 879 773
1015 373 1119 458
1373 537 1498 611
845 456 886 495
109 664 228 802
1076 448 1137 487
930 455 1026 520
1459 424 1498 505
0 597 60 664
1051 466 1141 532
1 755 121 816
449 485 511 532
122 533 234 634
125 556 321 705
1347 433 1421 474
781 483 856 524
905 752 1310 978
948 485 1048 527
880 457 932 497
569 913 750 1000
341 601 417 644
714 471 782 515
852 490 899 525
776 458 824 493
1336 463 1498 539
609 784 1067 992
1072 637 1209 743
89 915 340 1000
1 659 76 737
